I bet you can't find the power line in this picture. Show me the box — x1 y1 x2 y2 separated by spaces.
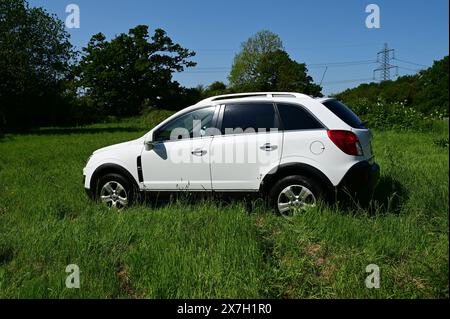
397 66 421 73
181 47 427 93
322 77 376 85
285 42 378 51
183 71 229 74
186 58 424 74
184 59 378 73
309 61 378 69
308 59 376 67
191 67 229 70
393 57 427 68
191 42 379 52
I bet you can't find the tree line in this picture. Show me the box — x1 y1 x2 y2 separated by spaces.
334 55 449 117
2 0 446 134
0 0 200 132
0 0 321 133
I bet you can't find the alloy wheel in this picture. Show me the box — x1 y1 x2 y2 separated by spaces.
100 181 128 209
277 184 316 215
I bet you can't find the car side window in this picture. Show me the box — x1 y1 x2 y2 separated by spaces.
222 103 278 134
154 106 216 142
277 103 323 131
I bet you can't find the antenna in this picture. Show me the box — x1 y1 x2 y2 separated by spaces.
319 66 328 86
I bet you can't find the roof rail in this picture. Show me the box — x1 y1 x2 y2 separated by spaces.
196 92 313 104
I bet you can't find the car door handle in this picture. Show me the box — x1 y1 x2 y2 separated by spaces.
191 149 207 156
260 143 278 151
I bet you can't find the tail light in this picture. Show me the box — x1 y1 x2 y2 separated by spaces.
327 130 363 156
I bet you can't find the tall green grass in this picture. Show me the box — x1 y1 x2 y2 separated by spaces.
0 117 448 298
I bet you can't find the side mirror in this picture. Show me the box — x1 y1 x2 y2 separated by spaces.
145 140 155 151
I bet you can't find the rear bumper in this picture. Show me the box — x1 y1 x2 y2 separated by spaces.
337 160 380 202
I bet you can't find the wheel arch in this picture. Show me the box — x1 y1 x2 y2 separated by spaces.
90 163 139 197
260 162 334 197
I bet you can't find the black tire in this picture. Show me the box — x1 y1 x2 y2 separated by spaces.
96 173 135 209
267 175 324 215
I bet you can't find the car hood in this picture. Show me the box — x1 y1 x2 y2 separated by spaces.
93 137 144 154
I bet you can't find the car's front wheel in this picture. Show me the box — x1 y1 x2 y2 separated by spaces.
268 175 323 215
96 173 134 209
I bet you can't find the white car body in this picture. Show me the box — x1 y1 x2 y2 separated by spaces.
83 92 380 210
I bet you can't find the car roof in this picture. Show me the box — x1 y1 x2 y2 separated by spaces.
195 92 314 106
172 93 340 116
315 97 335 103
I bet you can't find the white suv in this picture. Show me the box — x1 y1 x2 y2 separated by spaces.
83 92 380 214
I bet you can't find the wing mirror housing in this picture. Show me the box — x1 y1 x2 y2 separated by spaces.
145 133 156 151
145 140 155 151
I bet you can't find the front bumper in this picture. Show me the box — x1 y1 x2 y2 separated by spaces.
337 160 380 203
83 175 94 199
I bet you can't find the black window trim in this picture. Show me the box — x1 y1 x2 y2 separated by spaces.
217 102 281 136
275 102 328 131
321 98 365 129
152 105 220 143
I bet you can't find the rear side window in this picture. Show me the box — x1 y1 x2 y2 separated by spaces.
222 103 277 134
277 103 323 131
322 100 365 129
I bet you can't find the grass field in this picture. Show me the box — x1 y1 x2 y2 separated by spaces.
0 112 448 298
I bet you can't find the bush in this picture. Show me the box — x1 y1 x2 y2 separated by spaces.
335 56 449 118
347 98 444 131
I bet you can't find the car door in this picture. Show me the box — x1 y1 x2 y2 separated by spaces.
209 102 283 190
140 106 217 191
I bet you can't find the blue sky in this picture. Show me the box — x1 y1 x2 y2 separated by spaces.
29 0 449 95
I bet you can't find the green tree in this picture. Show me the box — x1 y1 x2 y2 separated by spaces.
414 56 449 114
229 30 283 90
228 31 322 95
202 81 228 98
0 0 74 131
256 50 322 96
75 25 196 116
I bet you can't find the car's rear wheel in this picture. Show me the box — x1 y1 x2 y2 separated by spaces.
97 173 134 209
268 175 323 216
